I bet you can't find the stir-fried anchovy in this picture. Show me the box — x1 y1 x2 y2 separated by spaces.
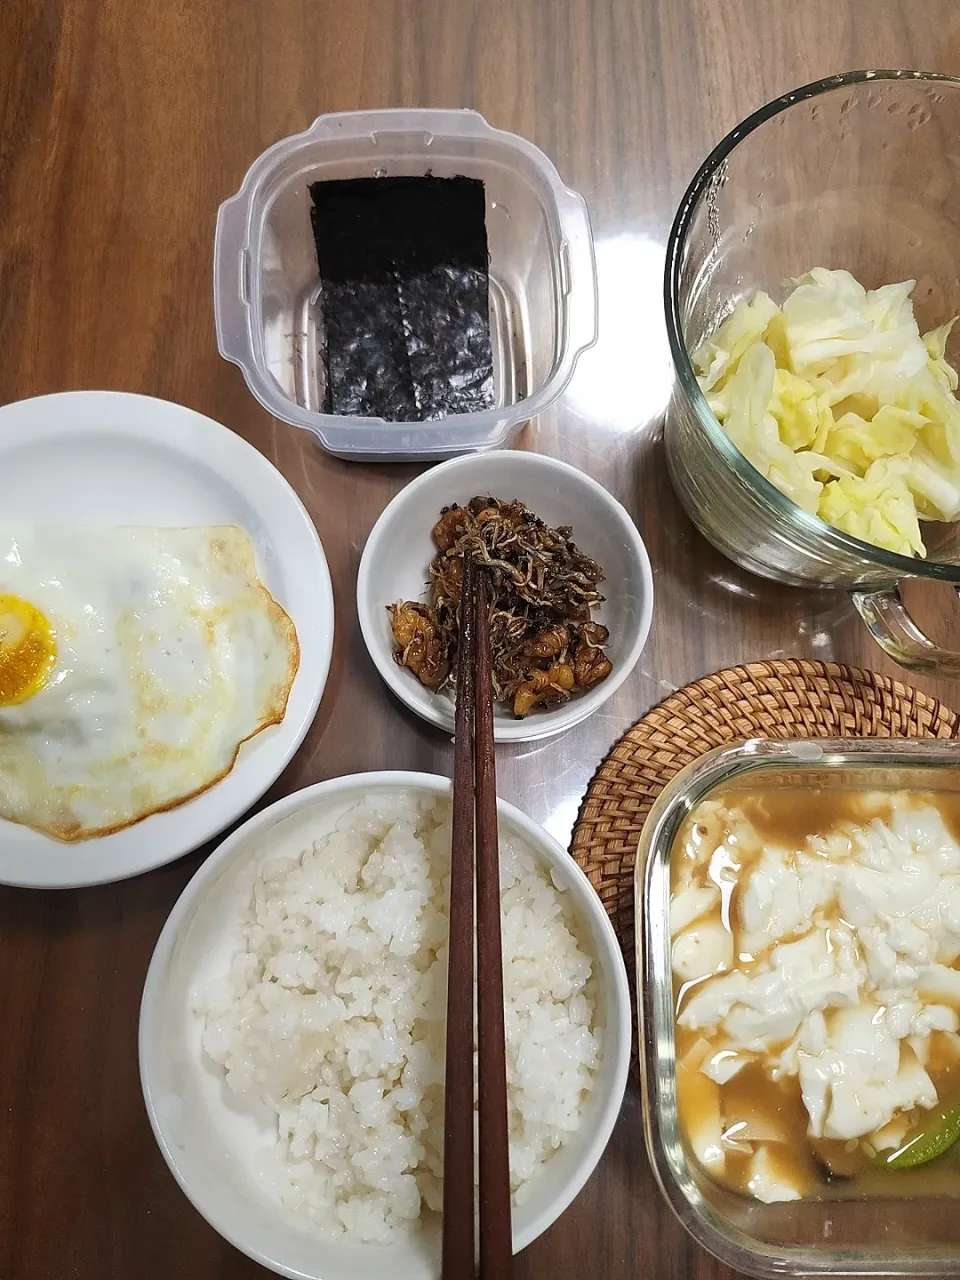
388 496 613 718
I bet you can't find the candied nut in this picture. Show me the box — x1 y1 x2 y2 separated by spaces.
521 624 571 661
512 661 575 718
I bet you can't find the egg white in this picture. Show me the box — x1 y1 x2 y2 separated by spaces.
0 524 299 841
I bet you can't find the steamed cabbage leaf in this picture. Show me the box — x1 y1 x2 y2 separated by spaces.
694 267 960 556
818 461 925 558
694 292 779 392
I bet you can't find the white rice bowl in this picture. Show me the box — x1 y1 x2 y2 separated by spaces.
140 774 631 1280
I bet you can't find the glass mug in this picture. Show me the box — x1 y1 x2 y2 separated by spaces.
664 70 960 675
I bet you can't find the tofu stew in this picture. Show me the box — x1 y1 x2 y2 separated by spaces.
671 787 960 1202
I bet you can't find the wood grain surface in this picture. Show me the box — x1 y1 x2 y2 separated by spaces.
2 2 960 1277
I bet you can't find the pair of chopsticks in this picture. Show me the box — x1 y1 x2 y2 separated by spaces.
442 555 513 1280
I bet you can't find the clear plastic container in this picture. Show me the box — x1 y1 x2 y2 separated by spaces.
214 109 597 461
637 738 960 1277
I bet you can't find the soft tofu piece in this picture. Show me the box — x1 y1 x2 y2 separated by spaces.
832 813 960 983
824 1058 936 1142
870 1113 911 1151
738 848 805 951
918 963 960 1007
678 971 750 1032
907 1033 931 1067
797 1050 834 1138
775 1010 828 1082
824 1080 901 1142
885 998 923 1039
670 884 721 936
681 930 860 1051
832 1005 902 1076
677 1057 725 1173
679 1037 713 1071
891 805 960 870
722 932 861 1051
796 1002 896 1138
739 848 833 954
797 1006 937 1141
745 1147 802 1203
801 1008 828 1055
838 859 940 931
857 923 923 993
672 921 734 982
918 880 960 962
702 1049 750 1084
910 1003 959 1036
887 917 936 966
737 844 839 957
771 930 847 983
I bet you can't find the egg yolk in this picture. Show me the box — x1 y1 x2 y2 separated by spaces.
0 593 57 706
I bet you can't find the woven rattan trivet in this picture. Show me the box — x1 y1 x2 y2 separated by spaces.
570 659 960 1006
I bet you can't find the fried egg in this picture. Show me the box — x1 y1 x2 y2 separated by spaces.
0 525 300 841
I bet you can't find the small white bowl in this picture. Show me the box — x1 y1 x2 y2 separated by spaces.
357 451 654 742
140 772 631 1280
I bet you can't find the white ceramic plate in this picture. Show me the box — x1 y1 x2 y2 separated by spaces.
0 391 334 889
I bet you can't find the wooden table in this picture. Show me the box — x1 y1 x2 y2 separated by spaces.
3 2 960 1276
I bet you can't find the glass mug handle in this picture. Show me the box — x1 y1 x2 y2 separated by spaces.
852 585 960 676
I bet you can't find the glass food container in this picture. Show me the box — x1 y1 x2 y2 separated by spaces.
637 737 960 1277
214 108 597 461
663 70 960 676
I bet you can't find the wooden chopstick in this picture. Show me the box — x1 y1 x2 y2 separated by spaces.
474 572 513 1280
443 554 477 1280
443 560 513 1280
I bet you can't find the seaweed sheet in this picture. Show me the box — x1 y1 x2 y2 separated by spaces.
309 175 494 421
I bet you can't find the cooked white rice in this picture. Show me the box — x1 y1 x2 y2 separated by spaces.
195 790 602 1243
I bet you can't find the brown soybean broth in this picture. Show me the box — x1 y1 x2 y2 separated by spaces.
671 787 960 1200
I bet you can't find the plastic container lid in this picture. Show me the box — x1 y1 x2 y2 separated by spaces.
214 109 598 461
